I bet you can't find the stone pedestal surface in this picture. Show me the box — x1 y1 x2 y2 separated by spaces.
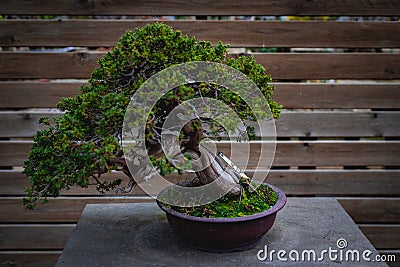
56 198 387 266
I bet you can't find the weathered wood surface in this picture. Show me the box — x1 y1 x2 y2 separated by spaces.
0 110 61 138
273 83 400 109
251 53 400 80
0 225 74 250
275 111 400 137
2 170 399 196
2 52 399 80
1 82 399 109
0 82 81 108
1 140 399 167
1 0 399 16
338 198 400 223
359 224 400 249
1 110 399 138
0 251 61 267
0 197 152 223
1 197 400 224
1 20 399 48
0 170 189 197
0 52 102 79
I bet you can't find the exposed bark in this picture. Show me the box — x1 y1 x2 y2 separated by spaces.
185 147 241 196
181 120 241 196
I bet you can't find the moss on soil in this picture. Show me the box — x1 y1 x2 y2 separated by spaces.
169 183 278 218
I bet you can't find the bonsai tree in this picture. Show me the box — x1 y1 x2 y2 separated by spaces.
23 22 281 209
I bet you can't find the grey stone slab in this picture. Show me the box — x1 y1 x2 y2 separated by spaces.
56 198 387 266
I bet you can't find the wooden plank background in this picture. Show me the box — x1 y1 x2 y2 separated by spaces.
1 52 399 80
1 81 399 109
0 1 399 266
0 252 61 267
1 20 399 48
1 110 399 138
1 170 399 197
1 0 399 16
1 140 400 167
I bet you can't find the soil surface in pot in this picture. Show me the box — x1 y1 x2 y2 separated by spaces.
165 182 278 218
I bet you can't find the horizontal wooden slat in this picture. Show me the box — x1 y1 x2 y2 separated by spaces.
0 197 153 223
200 141 400 167
251 53 400 80
0 52 102 79
2 169 399 196
0 110 61 138
0 224 74 250
0 170 192 197
274 82 400 109
268 170 400 196
338 198 400 223
360 224 400 249
2 52 400 80
1 140 399 167
1 81 399 109
2 20 399 48
0 251 60 267
2 197 400 224
2 110 399 138
0 82 81 108
276 111 400 137
1 0 399 16
0 141 31 167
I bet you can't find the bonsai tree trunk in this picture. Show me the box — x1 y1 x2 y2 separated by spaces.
175 121 241 196
119 119 241 196
190 148 241 196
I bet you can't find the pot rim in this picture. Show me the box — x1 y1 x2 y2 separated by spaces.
156 183 287 223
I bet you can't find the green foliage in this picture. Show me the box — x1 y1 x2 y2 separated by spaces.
23 22 281 209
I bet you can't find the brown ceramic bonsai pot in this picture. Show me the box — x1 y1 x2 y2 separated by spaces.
156 183 286 253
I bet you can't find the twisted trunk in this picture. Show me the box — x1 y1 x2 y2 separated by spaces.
190 147 241 196
181 121 241 196
120 120 241 196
